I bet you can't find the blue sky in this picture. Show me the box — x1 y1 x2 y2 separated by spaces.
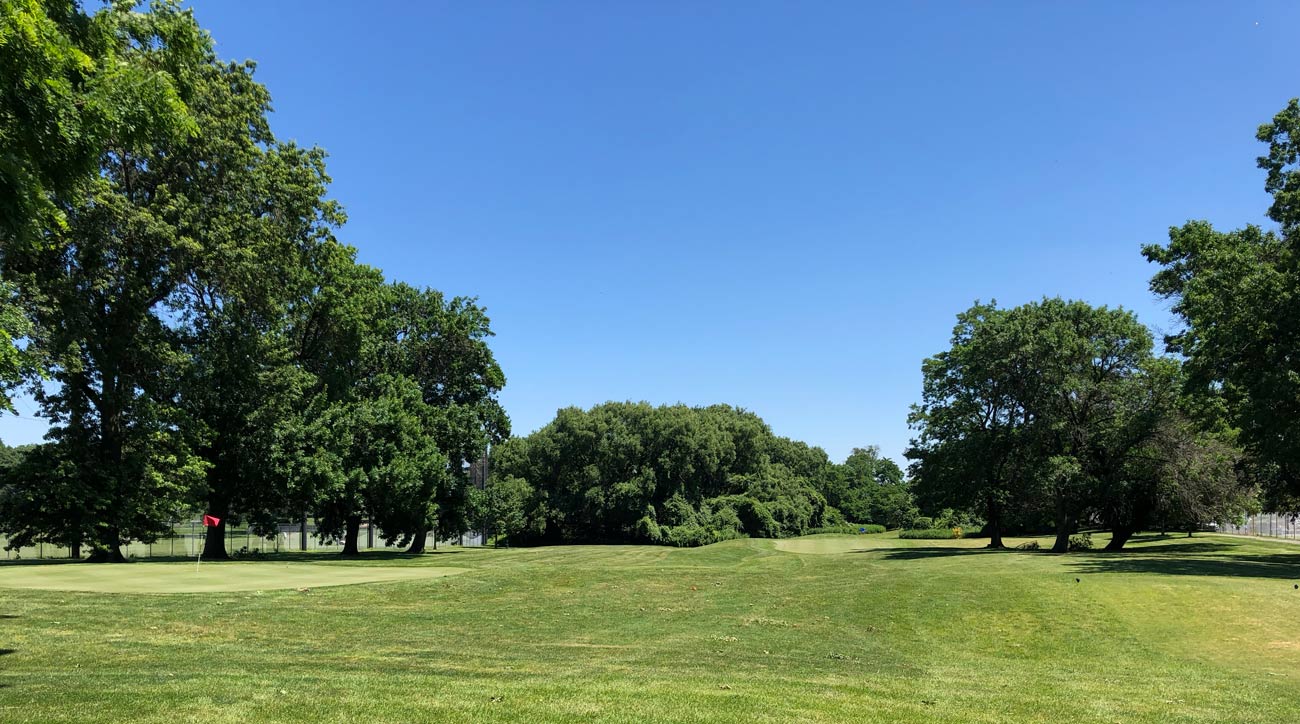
3 1 1297 464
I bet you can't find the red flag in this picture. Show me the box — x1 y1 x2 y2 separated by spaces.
202 514 221 527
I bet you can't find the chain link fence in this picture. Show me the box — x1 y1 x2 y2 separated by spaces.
1215 513 1300 540
1 520 483 560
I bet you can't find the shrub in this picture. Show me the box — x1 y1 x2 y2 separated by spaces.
1067 532 1093 551
898 527 962 540
806 524 886 535
910 516 934 530
1016 540 1040 551
707 495 779 539
659 524 742 548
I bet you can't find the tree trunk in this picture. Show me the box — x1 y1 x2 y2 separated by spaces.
985 495 1005 549
69 541 80 560
1051 510 1072 553
341 516 361 556
406 529 428 554
202 501 231 560
987 526 1005 549
88 529 127 562
1105 527 1133 551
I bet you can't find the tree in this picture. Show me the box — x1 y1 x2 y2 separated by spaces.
170 62 345 560
0 281 32 413
1141 98 1300 506
1 0 200 418
910 298 1247 551
480 474 532 546
377 283 509 553
0 0 198 244
492 402 848 546
1144 224 1300 504
908 302 1036 548
828 447 913 529
308 375 448 555
0 3 218 561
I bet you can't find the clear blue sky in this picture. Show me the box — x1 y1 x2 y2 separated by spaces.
2 1 1296 464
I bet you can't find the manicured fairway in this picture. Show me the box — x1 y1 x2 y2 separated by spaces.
1 534 1298 723
0 561 468 593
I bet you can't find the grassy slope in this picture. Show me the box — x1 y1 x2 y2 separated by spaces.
0 533 1297 722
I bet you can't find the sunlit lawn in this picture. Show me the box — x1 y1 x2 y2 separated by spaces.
1 532 1298 722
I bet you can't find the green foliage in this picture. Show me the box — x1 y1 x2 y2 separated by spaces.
1143 101 1300 502
492 402 862 546
1067 532 1094 551
823 446 915 529
479 474 532 546
806 523 886 535
0 0 199 244
898 528 963 540
0 2 509 560
910 296 1254 551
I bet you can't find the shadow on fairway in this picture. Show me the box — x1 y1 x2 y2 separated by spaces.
0 649 14 656
1068 551 1300 580
875 547 1005 560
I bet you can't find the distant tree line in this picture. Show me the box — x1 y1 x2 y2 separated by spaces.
486 402 911 546
0 1 507 561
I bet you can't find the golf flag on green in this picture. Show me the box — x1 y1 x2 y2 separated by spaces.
196 515 219 570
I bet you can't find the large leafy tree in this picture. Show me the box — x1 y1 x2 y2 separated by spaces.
826 447 912 529
307 374 449 555
378 283 509 552
910 299 1247 551
1143 101 1300 504
0 3 236 561
169 62 345 559
1 0 198 415
0 0 197 243
908 302 1038 548
493 402 846 546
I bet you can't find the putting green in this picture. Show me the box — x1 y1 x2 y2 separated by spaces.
0 561 468 593
773 535 880 554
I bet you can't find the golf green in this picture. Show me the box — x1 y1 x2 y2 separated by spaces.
0 561 468 593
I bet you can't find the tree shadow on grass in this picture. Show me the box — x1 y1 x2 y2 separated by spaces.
868 537 1300 581
874 546 1009 561
1067 551 1300 581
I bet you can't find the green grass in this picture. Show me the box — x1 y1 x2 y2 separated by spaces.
0 560 466 593
0 532 1298 722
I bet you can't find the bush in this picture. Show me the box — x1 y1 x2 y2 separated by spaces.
898 527 962 540
806 524 886 535
1067 532 1093 551
659 524 742 548
910 516 934 530
1016 540 1040 551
